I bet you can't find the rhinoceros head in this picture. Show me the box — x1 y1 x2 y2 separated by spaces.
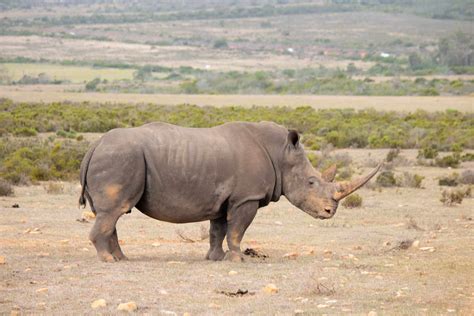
281 130 381 219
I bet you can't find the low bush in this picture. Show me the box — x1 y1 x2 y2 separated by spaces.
417 145 438 159
396 172 424 188
13 127 37 137
342 194 363 208
43 182 64 194
386 148 400 162
435 154 461 168
438 173 459 186
459 170 474 185
440 188 468 206
376 171 397 187
0 138 89 184
0 178 14 196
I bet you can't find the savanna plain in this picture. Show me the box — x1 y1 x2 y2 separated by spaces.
1 0 474 315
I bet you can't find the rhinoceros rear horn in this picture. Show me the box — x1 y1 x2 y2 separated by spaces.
333 162 383 201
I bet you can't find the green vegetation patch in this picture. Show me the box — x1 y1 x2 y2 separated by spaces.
0 99 472 151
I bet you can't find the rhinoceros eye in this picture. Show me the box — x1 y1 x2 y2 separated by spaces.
308 177 317 186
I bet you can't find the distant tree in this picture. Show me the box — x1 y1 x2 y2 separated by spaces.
437 31 474 67
408 52 423 70
133 66 153 82
85 78 101 91
213 38 228 49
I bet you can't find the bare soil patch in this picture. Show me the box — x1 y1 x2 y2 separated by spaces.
1 149 473 314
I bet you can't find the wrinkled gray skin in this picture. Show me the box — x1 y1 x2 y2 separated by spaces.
79 121 380 262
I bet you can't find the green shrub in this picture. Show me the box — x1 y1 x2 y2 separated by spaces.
56 130 77 139
418 145 438 159
397 172 424 188
376 171 397 187
342 194 362 208
213 38 228 49
0 178 14 196
461 153 474 161
438 173 459 186
386 148 400 162
13 127 37 137
85 78 101 91
435 154 460 168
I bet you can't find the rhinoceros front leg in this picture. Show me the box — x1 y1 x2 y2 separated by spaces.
205 217 227 261
224 201 258 262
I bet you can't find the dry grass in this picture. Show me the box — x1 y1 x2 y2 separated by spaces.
0 149 473 314
0 85 472 112
3 63 134 82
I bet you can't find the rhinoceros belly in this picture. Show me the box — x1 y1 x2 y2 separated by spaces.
135 128 235 223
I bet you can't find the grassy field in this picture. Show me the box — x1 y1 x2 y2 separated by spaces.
0 85 472 112
1 149 473 314
2 63 134 83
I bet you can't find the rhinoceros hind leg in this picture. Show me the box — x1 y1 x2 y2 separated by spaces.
224 201 258 262
205 217 227 261
89 212 122 262
109 229 128 261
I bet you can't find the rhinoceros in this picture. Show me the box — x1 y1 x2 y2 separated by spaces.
79 121 381 262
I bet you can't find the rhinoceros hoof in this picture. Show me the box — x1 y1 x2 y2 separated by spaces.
224 251 244 262
113 254 128 261
206 249 226 261
99 253 117 263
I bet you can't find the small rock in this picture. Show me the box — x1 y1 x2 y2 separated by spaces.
283 252 299 260
368 311 378 316
274 221 283 225
36 288 48 294
12 203 19 208
302 249 315 256
152 242 161 247
117 301 137 312
159 289 168 295
82 211 96 221
160 310 177 316
91 299 107 309
294 309 304 315
10 310 21 316
263 283 279 294
317 304 329 308
183 313 191 316
60 239 69 244
419 247 435 252
228 270 238 275
412 240 420 248
208 303 220 309
0 256 5 265
167 261 185 265
38 252 50 258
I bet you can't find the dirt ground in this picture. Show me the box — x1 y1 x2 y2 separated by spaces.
1 149 473 315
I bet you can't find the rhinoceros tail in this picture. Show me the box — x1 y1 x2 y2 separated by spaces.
79 141 99 210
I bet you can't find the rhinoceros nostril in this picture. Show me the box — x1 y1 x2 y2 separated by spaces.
324 207 332 214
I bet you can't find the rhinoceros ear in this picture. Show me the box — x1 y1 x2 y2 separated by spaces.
288 129 300 148
322 164 337 182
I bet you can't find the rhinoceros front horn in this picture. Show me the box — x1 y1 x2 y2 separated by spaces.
333 162 383 201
